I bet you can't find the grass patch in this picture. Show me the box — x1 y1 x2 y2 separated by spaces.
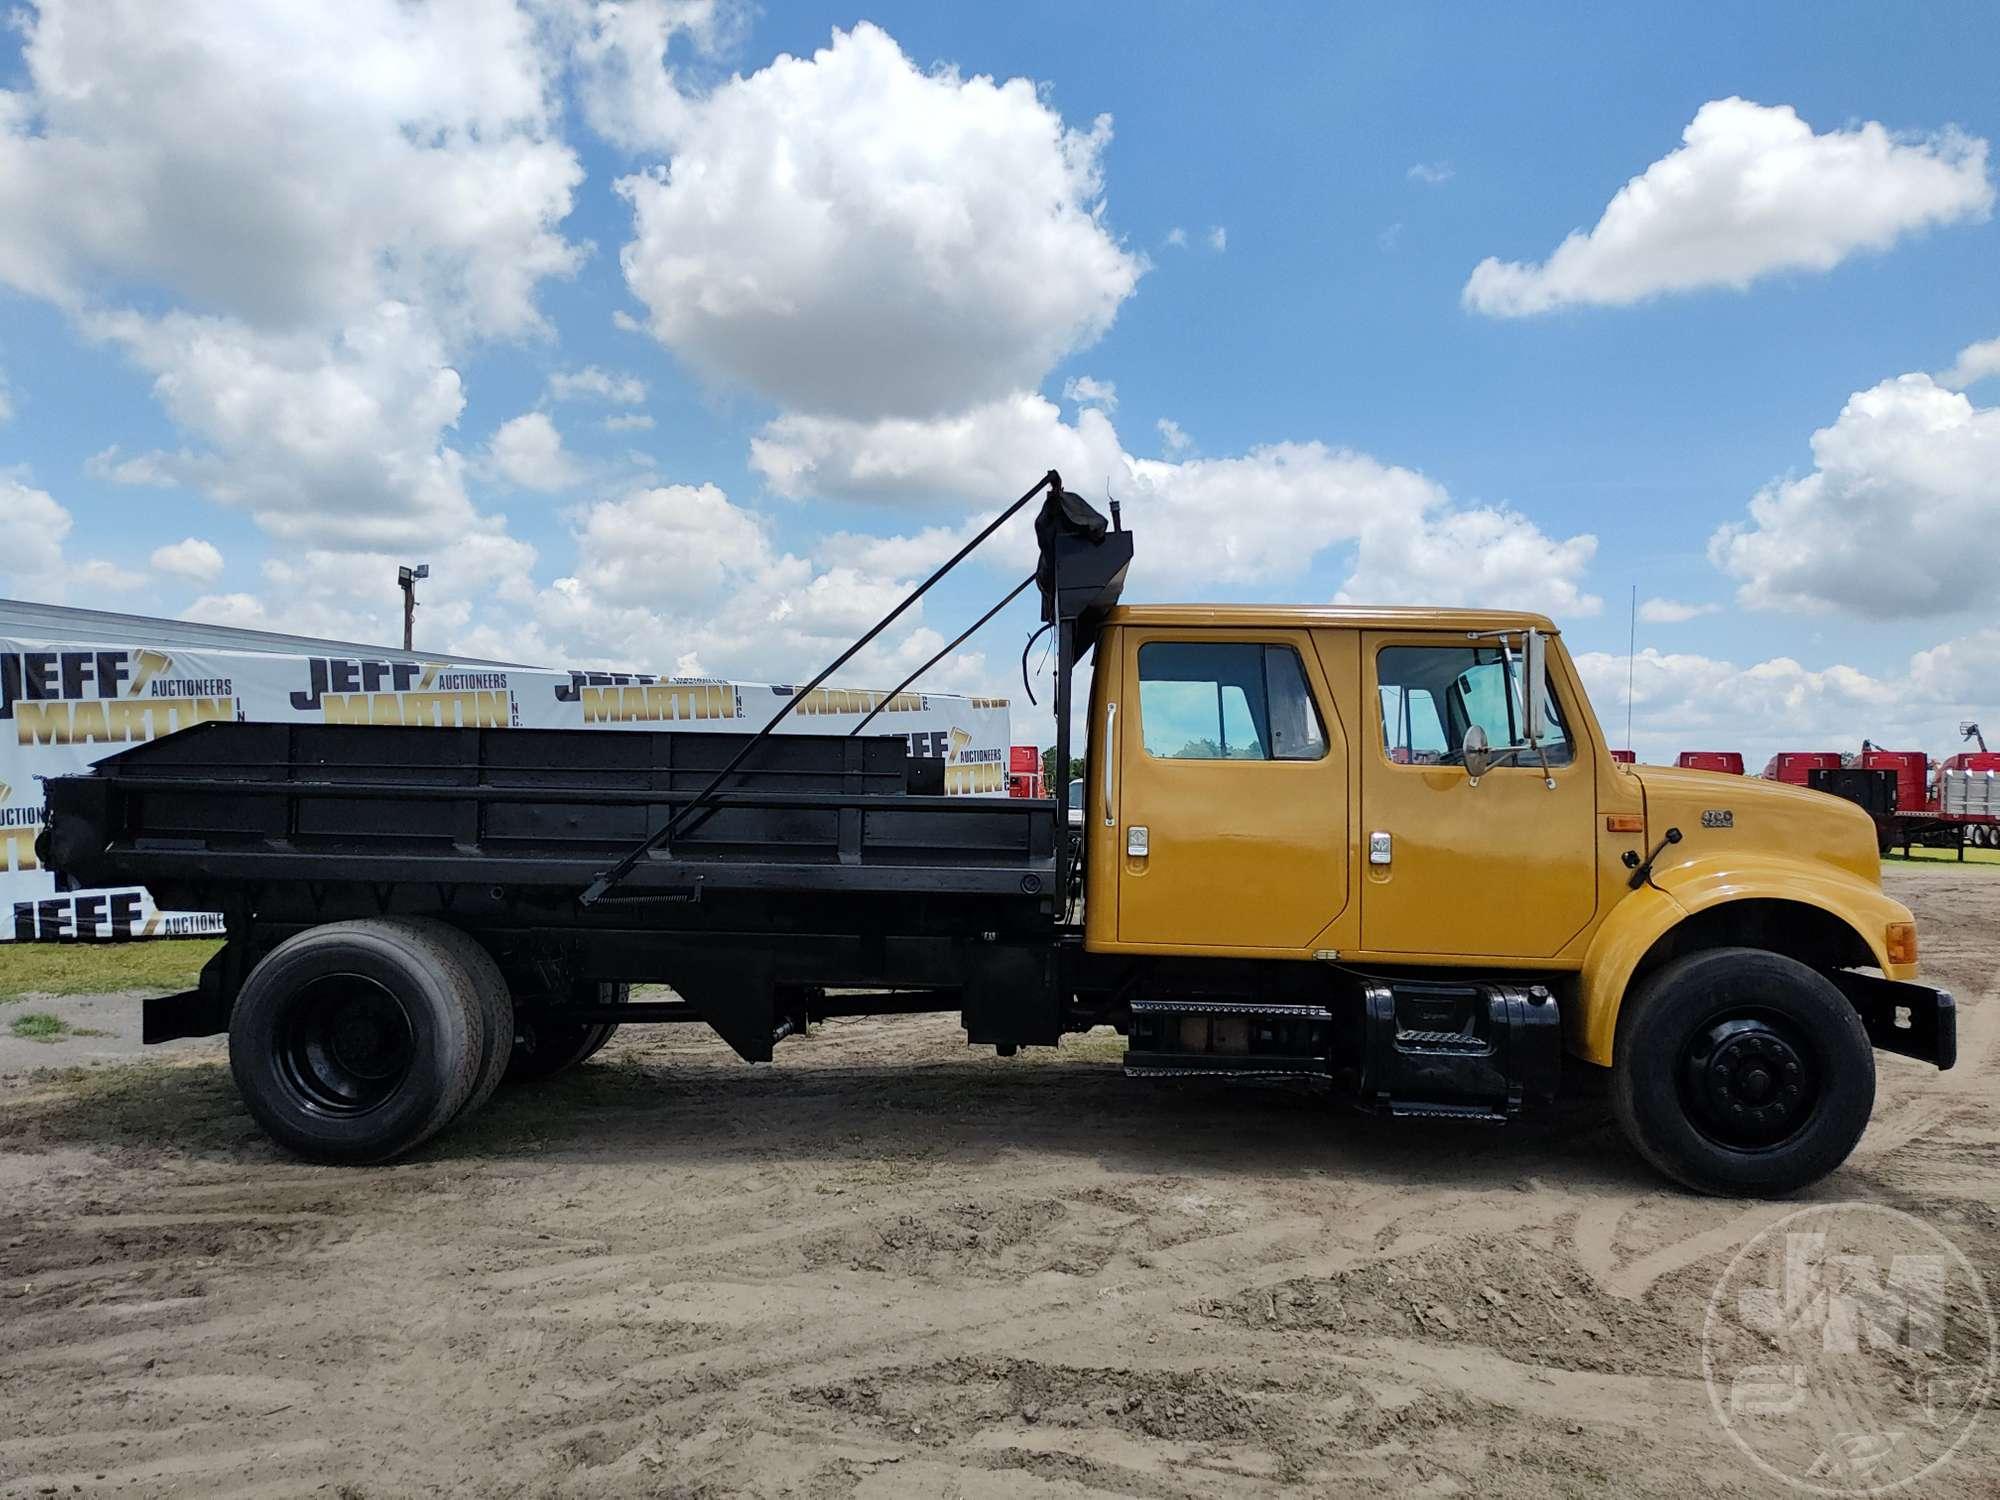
0 938 220 1000
1883 845 2000 866
10 1012 68 1042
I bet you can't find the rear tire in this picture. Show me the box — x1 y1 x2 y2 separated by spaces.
505 982 629 1082
412 921 513 1123
1611 947 1874 1197
228 918 489 1164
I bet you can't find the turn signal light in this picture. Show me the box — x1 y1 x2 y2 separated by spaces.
1604 815 1644 833
1885 922 1918 966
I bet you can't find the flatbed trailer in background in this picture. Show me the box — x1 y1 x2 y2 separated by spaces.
1805 737 2000 855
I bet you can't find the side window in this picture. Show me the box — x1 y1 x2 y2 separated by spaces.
1139 642 1327 761
1376 644 1573 768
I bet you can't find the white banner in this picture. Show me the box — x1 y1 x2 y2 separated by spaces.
0 637 1011 942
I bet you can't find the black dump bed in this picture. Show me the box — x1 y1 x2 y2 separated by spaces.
41 720 1060 908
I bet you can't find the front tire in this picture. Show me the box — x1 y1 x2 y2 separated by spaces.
229 918 492 1164
1611 947 1874 1196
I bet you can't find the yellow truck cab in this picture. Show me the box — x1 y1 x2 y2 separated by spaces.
1075 603 1953 1195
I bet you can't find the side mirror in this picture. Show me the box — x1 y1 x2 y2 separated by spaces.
1523 628 1548 745
1462 723 1493 781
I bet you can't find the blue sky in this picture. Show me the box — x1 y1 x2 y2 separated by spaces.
2 2 1997 764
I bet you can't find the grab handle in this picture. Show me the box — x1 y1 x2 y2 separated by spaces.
1102 702 1118 827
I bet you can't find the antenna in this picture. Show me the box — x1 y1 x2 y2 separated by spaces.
1624 584 1636 753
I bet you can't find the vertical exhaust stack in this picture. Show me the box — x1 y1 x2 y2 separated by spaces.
1034 484 1133 902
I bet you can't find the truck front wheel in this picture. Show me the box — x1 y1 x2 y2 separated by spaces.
1611 947 1874 1196
228 918 498 1163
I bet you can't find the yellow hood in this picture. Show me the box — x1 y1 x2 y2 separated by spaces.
1632 765 1882 887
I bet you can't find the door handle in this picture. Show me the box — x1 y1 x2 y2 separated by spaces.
1102 702 1117 827
1369 830 1392 865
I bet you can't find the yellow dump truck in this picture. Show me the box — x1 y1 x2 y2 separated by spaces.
39 472 1953 1193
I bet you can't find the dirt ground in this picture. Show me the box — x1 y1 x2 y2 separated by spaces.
1 867 1995 1498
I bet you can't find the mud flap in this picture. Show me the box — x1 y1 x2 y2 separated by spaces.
961 943 1061 1048
664 951 778 1061
142 947 235 1043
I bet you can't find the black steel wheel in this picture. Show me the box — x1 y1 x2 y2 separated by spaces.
275 973 415 1116
229 919 488 1163
505 982 629 1082
1678 1011 1822 1149
1612 946 1874 1196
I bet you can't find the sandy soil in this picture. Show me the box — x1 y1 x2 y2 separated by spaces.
1 866 1995 1498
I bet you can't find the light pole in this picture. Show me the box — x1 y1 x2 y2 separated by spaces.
398 563 430 651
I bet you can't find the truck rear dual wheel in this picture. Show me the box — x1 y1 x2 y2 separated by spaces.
1612 947 1874 1196
505 982 629 1082
228 918 513 1164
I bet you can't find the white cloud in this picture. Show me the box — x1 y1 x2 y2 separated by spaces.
488 411 581 491
1709 371 2000 619
561 0 737 152
1062 375 1117 412
750 392 1600 608
0 480 145 601
149 536 225 584
615 22 1143 420
753 393 1127 508
86 446 182 487
1337 504 1601 617
1165 227 1189 249
451 481 1006 693
601 412 655 432
0 371 11 426
1407 161 1454 186
1574 627 2000 766
91 305 514 554
0 0 583 340
1938 335 2000 390
547 365 648 405
1206 226 1228 253
0 0 590 647
1465 99 1992 317
1156 417 1192 455
1638 597 1721 624
569 483 775 608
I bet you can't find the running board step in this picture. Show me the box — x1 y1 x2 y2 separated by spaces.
1358 980 1560 1121
1124 998 1333 1080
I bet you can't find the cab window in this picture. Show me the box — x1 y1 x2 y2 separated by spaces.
1377 644 1573 768
1139 642 1326 761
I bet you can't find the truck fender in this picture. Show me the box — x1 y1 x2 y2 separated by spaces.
1570 855 1908 1067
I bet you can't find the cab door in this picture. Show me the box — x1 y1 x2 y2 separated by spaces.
1113 629 1349 951
1359 631 1596 958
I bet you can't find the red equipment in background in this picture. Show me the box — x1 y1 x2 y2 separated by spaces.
1676 751 1744 774
1007 744 1045 799
1610 749 1636 765
1859 744 1929 811
1812 729 2000 856
1763 751 1842 785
